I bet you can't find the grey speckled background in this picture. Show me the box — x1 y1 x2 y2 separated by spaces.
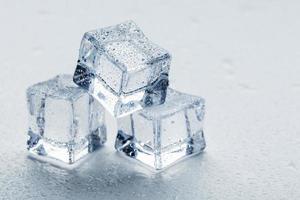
0 0 300 199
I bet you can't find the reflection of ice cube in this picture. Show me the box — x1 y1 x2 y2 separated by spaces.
73 20 171 117
115 88 206 170
26 74 106 164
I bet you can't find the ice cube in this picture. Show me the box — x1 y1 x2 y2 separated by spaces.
115 88 206 170
26 74 106 164
73 20 171 117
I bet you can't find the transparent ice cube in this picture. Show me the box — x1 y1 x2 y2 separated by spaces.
115 88 206 170
73 20 171 117
26 74 106 164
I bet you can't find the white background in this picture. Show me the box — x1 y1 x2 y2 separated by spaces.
0 0 300 199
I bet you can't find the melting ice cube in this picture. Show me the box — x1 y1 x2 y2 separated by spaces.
73 20 171 117
26 74 106 164
115 88 206 170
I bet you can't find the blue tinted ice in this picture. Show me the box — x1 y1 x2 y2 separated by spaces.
73 20 171 117
115 88 206 170
26 74 106 164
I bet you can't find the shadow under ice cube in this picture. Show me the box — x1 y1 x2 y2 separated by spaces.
115 88 206 170
73 20 171 117
26 74 106 164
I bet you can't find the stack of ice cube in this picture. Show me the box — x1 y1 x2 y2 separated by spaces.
26 20 206 170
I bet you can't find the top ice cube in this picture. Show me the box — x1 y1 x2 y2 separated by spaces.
73 21 171 117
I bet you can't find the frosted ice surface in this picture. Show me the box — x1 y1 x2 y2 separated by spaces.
26 74 107 164
73 20 171 117
115 88 206 170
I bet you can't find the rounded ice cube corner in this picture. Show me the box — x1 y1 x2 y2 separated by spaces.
72 20 171 118
114 88 206 170
26 74 107 164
